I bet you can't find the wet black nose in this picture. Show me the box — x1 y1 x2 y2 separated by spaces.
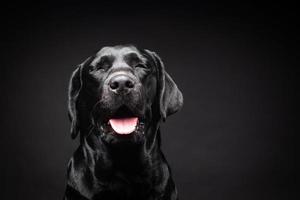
109 75 135 93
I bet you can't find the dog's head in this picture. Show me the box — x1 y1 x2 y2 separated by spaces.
68 45 183 145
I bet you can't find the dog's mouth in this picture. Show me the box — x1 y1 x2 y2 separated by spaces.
99 106 145 135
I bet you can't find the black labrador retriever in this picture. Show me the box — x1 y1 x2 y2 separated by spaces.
64 45 183 200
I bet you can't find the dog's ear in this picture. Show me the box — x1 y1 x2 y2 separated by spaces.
68 65 83 139
144 50 183 121
68 56 94 139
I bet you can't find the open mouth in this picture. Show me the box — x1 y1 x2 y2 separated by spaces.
99 106 145 135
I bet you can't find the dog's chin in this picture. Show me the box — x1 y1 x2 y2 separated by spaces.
96 106 146 145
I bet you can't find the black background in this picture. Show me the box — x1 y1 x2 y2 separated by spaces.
1 2 297 200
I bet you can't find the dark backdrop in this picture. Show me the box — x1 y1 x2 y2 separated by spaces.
1 2 296 200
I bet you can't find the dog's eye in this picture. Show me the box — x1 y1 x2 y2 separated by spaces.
135 63 148 69
96 62 111 71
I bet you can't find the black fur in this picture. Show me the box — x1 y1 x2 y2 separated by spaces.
64 45 183 200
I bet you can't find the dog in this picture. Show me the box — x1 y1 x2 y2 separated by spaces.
64 45 183 200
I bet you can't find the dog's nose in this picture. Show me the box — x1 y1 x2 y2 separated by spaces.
109 75 135 93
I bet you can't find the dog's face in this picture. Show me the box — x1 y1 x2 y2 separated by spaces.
68 45 183 145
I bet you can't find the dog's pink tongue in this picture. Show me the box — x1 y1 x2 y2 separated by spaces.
109 117 138 134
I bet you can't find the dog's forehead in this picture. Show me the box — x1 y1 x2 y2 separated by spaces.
93 46 142 63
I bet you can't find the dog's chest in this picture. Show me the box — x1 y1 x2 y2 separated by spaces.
93 172 156 200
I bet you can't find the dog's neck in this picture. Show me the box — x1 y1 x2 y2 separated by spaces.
82 123 162 173
68 122 168 199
